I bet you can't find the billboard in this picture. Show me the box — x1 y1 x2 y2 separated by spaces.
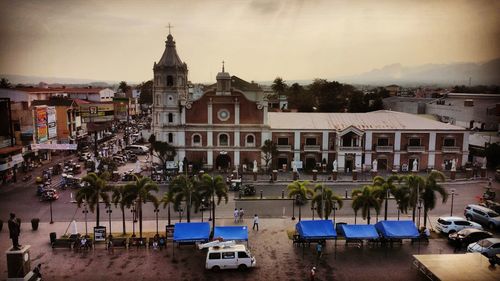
47 106 57 139
113 98 129 121
35 106 48 143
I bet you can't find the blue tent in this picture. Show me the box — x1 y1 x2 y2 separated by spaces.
173 222 211 243
296 220 337 240
214 226 248 241
375 220 419 239
341 224 380 240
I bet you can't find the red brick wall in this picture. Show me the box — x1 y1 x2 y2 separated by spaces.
372 153 394 170
372 133 395 149
186 151 207 164
435 133 463 151
186 95 208 123
240 132 261 147
237 93 263 124
213 131 234 147
401 133 429 150
185 131 207 147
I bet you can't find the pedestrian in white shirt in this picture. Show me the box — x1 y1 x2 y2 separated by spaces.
252 214 259 231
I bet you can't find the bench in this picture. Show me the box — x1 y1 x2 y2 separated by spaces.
108 237 128 249
345 239 363 247
51 239 74 249
129 237 147 249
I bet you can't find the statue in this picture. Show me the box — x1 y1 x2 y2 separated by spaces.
8 213 21 250
451 159 456 171
178 161 183 173
292 159 298 173
252 160 258 173
372 159 378 172
412 159 418 172
482 157 487 169
332 160 337 172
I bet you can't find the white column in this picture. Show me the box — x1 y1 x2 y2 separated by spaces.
428 132 436 169
294 131 301 160
365 131 372 150
177 131 185 146
338 153 345 171
262 130 271 143
321 131 329 161
462 131 469 166
235 102 240 125
355 153 362 170
393 131 401 168
263 104 268 125
234 151 240 166
207 150 213 167
234 131 240 147
207 131 213 146
181 108 186 125
208 101 213 125
178 150 186 162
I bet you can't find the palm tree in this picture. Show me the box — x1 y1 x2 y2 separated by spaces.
111 185 135 235
372 175 399 220
399 174 425 222
351 185 382 225
124 176 159 238
311 184 343 220
391 184 411 219
76 172 111 227
168 175 202 223
422 171 448 227
161 191 173 226
198 174 228 233
287 180 314 221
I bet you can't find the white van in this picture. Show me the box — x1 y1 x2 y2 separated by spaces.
124 145 149 155
205 244 256 271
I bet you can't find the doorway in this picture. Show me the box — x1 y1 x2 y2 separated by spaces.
215 153 231 170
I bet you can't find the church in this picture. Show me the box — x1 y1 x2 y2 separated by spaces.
151 32 469 173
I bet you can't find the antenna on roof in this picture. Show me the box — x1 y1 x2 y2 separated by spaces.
222 60 225 72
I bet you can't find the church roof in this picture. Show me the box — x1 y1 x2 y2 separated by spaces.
268 110 465 131
156 33 186 69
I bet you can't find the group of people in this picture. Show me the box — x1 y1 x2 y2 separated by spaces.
232 208 260 231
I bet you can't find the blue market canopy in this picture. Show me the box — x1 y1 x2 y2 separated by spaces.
296 220 337 240
214 226 249 241
341 224 380 240
173 222 211 243
375 220 419 239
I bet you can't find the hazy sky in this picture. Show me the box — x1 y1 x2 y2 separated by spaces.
0 0 499 83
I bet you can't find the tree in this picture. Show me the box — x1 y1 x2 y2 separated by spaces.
351 185 381 224
138 80 153 104
287 180 314 221
124 176 159 238
372 175 400 220
286 83 315 112
399 174 425 223
311 184 343 220
422 171 447 227
271 77 288 97
111 185 135 235
168 175 202 223
0 78 12 89
75 172 112 227
118 81 131 93
97 157 118 173
161 191 173 226
198 174 228 232
149 134 176 178
261 139 278 173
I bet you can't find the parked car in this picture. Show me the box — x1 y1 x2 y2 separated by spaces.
464 204 500 230
205 244 256 271
448 228 493 247
435 216 482 234
124 145 149 155
467 238 500 258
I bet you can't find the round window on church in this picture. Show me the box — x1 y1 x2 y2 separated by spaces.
217 109 230 121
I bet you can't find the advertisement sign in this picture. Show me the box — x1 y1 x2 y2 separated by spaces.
47 106 57 139
114 100 128 121
93 226 106 242
31 143 78 150
35 106 48 143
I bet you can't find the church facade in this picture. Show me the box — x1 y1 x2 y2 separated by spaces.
152 33 469 172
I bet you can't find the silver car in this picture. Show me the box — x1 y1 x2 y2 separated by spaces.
467 238 500 258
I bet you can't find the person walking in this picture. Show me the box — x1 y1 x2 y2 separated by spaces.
234 208 239 223
8 213 21 250
316 242 323 260
239 208 244 222
310 266 316 281
252 214 259 231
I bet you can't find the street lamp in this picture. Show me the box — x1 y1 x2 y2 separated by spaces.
106 205 112 234
311 206 316 220
332 201 337 222
131 205 136 237
291 195 296 220
450 189 458 216
417 198 423 229
154 207 160 235
49 199 54 224
82 203 89 236
178 207 184 223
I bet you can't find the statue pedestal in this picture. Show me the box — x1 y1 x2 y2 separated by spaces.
293 171 298 181
450 170 456 180
322 164 326 173
480 167 487 178
465 168 473 179
198 170 204 179
6 245 31 280
312 170 318 181
370 170 378 178
352 170 358 181
332 171 338 181
253 172 257 181
272 170 278 181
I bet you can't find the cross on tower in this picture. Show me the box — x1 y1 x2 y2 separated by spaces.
222 60 225 72
166 23 174 34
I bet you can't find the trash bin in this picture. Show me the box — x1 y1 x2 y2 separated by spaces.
50 232 56 243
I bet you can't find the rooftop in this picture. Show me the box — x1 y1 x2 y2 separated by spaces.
268 110 465 131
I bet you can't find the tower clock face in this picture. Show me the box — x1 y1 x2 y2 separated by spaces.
217 109 230 121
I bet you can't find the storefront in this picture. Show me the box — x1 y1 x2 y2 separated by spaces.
0 146 23 184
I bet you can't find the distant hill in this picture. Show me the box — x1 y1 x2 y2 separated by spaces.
337 58 500 86
0 73 119 86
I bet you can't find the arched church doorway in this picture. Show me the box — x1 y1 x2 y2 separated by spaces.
216 153 231 170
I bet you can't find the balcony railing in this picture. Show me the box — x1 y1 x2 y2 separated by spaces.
442 146 461 153
304 145 321 152
277 145 292 151
407 145 425 152
375 145 393 152
339 146 362 151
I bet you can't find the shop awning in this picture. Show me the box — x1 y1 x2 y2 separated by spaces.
341 224 380 240
375 220 419 239
296 220 337 240
214 226 248 241
0 145 23 156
